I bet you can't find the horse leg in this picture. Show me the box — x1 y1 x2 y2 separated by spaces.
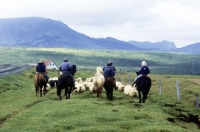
40 87 42 97
111 91 113 101
138 90 142 103
43 86 46 96
65 88 68 99
67 87 70 99
142 95 145 103
35 86 38 97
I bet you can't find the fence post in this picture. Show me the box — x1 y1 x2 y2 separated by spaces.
195 93 199 109
176 80 181 100
158 78 162 94
121 76 124 84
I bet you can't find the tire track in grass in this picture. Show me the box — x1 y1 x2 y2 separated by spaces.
0 100 43 128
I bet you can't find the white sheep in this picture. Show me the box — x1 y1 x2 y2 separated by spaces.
74 83 86 94
124 84 132 95
83 81 93 90
93 67 105 98
89 83 96 93
75 77 83 84
128 85 138 98
116 81 122 86
117 84 125 91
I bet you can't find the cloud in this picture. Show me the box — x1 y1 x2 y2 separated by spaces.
0 0 199 48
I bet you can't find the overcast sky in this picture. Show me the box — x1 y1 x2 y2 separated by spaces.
0 0 199 48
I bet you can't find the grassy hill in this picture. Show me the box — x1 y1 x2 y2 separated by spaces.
0 46 200 75
0 68 200 132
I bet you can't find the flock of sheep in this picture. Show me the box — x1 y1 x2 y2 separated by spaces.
44 67 139 99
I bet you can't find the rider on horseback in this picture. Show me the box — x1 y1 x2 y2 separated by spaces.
36 59 49 87
103 60 117 89
59 58 75 88
133 61 150 84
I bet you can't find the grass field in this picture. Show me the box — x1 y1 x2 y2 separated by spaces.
0 46 200 75
0 68 200 132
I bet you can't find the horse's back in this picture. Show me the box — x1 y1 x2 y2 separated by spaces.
57 74 72 88
137 76 151 90
34 73 45 85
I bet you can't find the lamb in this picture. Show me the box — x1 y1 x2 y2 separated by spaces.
42 83 52 91
116 81 122 86
75 77 83 84
128 84 138 98
89 83 96 93
86 77 93 82
74 83 86 94
124 84 138 98
117 84 125 91
83 81 93 90
124 84 132 95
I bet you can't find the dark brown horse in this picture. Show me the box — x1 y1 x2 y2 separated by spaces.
34 73 47 97
57 74 73 100
134 72 151 103
104 77 115 101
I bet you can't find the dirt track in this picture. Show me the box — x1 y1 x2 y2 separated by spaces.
0 64 31 76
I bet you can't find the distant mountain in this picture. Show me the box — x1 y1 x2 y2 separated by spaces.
127 40 177 50
0 17 140 50
0 17 199 53
171 42 200 54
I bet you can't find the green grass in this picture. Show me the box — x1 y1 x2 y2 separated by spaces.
0 46 200 75
0 68 200 132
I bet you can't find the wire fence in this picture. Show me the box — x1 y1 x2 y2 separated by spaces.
0 64 199 109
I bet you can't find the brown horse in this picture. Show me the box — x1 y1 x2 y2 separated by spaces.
34 73 47 97
104 77 115 101
57 74 73 100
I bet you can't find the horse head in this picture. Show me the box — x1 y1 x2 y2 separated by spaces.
136 71 140 76
71 65 77 76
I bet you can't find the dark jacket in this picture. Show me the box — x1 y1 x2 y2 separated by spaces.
103 66 115 78
140 66 150 75
60 62 71 74
107 63 116 72
36 63 46 73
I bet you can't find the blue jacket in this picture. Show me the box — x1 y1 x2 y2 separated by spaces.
36 63 46 73
60 62 71 74
103 66 115 78
140 66 150 75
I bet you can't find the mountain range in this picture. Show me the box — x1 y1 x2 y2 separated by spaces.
0 17 199 54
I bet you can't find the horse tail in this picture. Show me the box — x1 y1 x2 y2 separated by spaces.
57 77 62 96
36 74 40 87
57 83 61 96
